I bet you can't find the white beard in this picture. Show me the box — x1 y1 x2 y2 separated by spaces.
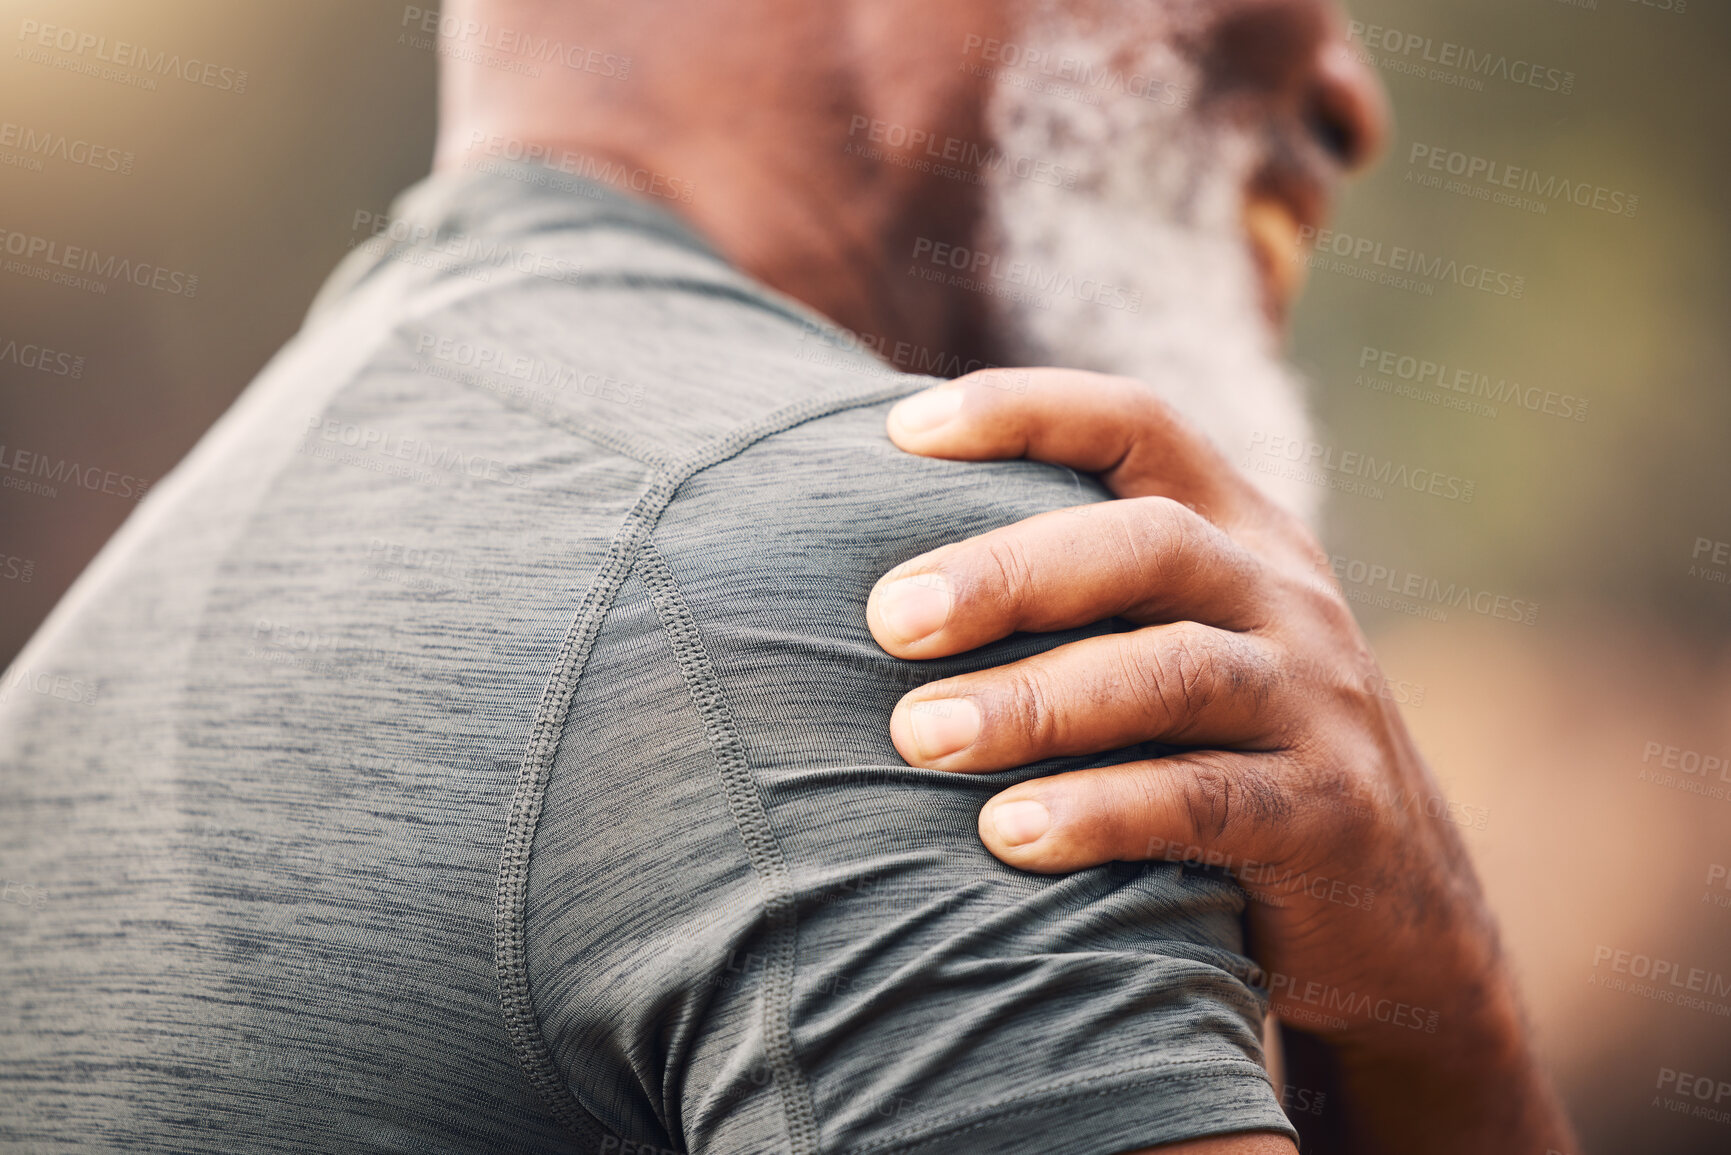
978 23 1321 524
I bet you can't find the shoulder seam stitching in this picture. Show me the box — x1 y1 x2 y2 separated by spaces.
395 271 890 469
495 376 922 1146
494 468 676 1148
638 539 820 1154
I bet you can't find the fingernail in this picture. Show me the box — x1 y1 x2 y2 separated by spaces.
889 388 964 434
875 574 952 644
907 698 981 761
991 800 1050 847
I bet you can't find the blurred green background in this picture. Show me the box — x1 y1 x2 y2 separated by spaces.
1 2 1726 1152
1294 0 1731 638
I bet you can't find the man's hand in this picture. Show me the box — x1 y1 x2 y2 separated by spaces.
866 368 1576 1155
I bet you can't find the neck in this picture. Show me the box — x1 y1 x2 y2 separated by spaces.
431 0 1003 371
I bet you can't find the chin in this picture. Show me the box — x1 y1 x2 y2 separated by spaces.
976 14 1322 524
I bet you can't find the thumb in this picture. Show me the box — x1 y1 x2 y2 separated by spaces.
977 753 1292 874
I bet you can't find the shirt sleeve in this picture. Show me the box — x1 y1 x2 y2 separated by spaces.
521 400 1297 1155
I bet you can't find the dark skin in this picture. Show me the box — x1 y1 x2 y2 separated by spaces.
437 0 1003 365
870 370 1576 1153
436 1 1577 1150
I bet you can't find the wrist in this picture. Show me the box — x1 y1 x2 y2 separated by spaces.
1325 977 1575 1155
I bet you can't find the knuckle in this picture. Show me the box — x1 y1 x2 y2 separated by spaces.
1181 754 1289 841
1142 622 1222 724
1221 634 1283 708
1275 647 1376 730
1131 495 1206 557
1154 499 1211 579
1130 493 1192 525
1103 499 1170 581
1307 580 1360 636
1233 481 1319 550
1002 663 1064 753
1286 520 1328 562
1273 566 1359 640
1122 498 1271 620
1181 759 1236 840
1286 731 1384 837
1116 642 1175 727
1171 638 1216 715
1329 652 1390 720
1217 543 1275 620
1265 508 1327 559
1109 498 1192 597
1120 379 1190 438
1119 768 1180 846
979 534 1037 612
1300 761 1374 832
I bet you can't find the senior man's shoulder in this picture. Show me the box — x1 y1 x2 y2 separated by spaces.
367 178 1290 1155
317 161 1083 516
441 290 1293 1155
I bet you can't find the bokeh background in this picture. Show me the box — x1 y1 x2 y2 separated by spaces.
1 0 1726 1150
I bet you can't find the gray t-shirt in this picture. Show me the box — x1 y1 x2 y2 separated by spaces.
0 161 1295 1154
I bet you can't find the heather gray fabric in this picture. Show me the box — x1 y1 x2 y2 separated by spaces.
0 161 1296 1154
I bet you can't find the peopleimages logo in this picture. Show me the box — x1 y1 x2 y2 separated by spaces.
1322 553 1540 627
0 121 134 175
845 115 1078 189
411 332 645 410
1639 739 1731 803
1298 226 1525 299
0 666 100 707
1 879 48 912
399 6 631 79
1346 20 1574 95
958 34 1191 108
1654 1067 1731 1127
1690 537 1730 589
462 132 694 204
0 226 198 297
0 334 84 378
1243 431 1477 504
351 208 586 285
1357 345 1588 422
908 237 1142 313
1407 143 1637 218
1590 945 1731 1008
796 322 1002 381
16 19 249 93
0 443 150 502
1705 863 1731 911
1241 965 1441 1034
